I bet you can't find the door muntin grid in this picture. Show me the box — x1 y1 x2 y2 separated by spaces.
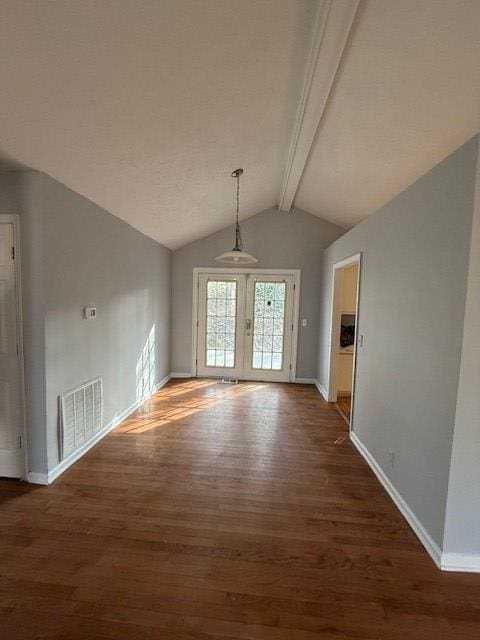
205 280 237 368
252 281 286 370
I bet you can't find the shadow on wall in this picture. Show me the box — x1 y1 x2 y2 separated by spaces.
136 325 156 402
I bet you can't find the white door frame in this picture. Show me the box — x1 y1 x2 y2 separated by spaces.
327 253 361 429
0 214 27 478
192 267 301 381
196 272 247 379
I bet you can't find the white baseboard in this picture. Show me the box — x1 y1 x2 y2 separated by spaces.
441 553 480 573
156 374 172 390
26 374 480 573
26 471 49 485
314 379 329 401
28 374 171 486
350 431 442 569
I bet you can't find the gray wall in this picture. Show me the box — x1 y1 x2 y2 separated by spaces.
317 136 479 548
1 171 172 475
19 172 49 474
172 207 344 378
444 139 480 556
0 173 23 214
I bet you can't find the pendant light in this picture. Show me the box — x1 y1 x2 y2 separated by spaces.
215 168 258 264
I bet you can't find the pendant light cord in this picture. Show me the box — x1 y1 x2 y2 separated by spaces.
232 169 244 251
235 171 240 227
215 167 257 263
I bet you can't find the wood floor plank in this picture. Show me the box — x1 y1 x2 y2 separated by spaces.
1 379 479 639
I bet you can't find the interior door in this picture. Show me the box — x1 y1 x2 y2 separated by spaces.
0 223 24 478
197 274 246 378
243 275 295 382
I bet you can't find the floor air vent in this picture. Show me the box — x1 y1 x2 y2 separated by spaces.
60 377 103 460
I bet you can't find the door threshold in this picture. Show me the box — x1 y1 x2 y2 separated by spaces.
335 395 351 427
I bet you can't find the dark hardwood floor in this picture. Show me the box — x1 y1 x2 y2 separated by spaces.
1 379 480 639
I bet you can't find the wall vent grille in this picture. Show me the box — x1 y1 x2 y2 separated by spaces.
60 377 103 460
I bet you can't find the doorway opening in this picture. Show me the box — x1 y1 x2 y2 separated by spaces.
327 254 361 428
192 268 300 383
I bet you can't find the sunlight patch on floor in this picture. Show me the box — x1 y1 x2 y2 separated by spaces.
115 381 267 435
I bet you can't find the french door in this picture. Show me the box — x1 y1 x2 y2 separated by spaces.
196 272 296 382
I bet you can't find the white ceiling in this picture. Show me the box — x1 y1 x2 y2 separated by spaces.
0 0 316 248
0 1 479 248
295 0 480 227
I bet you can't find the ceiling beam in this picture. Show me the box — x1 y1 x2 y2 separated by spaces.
278 0 360 213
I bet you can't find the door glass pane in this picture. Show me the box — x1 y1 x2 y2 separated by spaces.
252 281 286 370
205 280 236 368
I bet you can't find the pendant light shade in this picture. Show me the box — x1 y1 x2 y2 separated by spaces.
215 249 258 264
215 169 258 264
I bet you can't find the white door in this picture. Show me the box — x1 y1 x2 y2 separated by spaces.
197 274 246 378
0 223 24 478
243 275 294 382
196 272 296 382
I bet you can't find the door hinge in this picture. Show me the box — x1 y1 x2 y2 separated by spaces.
17 434 22 449
11 246 15 260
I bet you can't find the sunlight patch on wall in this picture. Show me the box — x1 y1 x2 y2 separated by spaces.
136 325 155 402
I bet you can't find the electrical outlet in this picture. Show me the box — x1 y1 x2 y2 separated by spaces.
388 451 395 467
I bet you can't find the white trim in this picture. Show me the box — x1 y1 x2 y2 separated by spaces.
327 253 362 418
0 214 27 479
191 267 301 382
26 472 49 485
314 380 328 401
25 370 480 574
331 254 362 271
350 431 442 568
28 374 171 485
196 272 247 379
351 430 480 573
49 407 128 484
290 274 301 383
278 0 360 212
441 553 480 573
170 372 192 378
243 273 296 382
191 271 199 376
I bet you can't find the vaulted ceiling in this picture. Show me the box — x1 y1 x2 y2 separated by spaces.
0 1 478 249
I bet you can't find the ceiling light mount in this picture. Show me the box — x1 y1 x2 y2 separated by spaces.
215 168 258 264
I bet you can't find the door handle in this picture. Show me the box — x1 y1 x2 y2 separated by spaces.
246 319 252 332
